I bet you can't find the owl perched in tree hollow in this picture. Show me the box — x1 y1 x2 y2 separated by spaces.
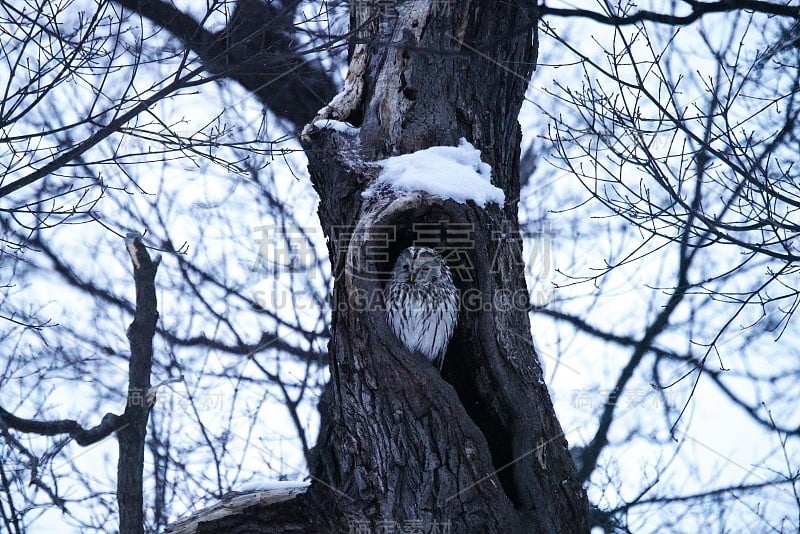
385 247 459 370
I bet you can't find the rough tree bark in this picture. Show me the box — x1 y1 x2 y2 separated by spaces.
189 1 587 532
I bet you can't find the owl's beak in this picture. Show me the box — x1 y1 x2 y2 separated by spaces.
408 273 415 283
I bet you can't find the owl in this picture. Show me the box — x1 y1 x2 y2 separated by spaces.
384 247 459 369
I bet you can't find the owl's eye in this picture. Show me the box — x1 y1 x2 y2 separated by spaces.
402 263 410 271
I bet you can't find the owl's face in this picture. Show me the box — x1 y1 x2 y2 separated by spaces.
391 247 447 285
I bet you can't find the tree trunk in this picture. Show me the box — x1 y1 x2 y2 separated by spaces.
191 1 587 531
303 1 587 532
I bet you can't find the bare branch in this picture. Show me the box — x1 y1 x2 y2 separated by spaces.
0 405 125 446
540 1 800 27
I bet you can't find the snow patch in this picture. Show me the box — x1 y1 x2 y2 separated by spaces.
312 119 359 135
366 138 504 207
237 478 311 492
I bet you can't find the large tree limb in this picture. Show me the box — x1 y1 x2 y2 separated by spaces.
113 0 337 128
